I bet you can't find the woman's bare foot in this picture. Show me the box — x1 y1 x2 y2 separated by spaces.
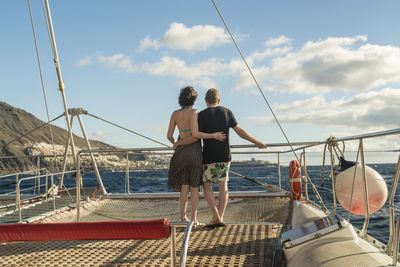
192 221 206 228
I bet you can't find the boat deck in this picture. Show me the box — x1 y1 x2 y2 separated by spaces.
0 223 281 266
0 193 290 266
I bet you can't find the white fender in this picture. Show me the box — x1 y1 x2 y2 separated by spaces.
335 164 387 215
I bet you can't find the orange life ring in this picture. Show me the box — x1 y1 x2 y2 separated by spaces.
289 160 302 200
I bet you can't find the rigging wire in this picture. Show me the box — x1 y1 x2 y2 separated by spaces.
87 113 170 148
210 0 297 160
210 0 326 209
27 0 60 172
6 114 64 146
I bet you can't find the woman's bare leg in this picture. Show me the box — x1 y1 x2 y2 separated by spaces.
190 186 199 222
180 185 189 221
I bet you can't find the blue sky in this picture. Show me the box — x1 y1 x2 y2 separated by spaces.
1 1 400 164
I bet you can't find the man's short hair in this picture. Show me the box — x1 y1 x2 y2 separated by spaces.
205 88 220 104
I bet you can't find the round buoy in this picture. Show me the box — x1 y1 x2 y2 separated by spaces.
289 160 302 200
335 161 387 215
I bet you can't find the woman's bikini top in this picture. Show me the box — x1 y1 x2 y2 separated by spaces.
178 106 192 133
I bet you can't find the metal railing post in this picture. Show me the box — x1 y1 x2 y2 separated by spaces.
51 174 56 211
76 154 81 222
171 224 177 267
301 150 309 200
387 154 400 254
126 154 131 195
37 157 41 194
328 144 337 213
360 138 370 237
45 172 48 200
277 153 281 188
393 215 400 265
347 145 360 222
16 174 22 223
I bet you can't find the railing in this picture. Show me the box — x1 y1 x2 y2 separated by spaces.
14 170 76 223
0 168 48 196
2 128 400 262
170 221 194 267
74 127 400 261
0 168 50 216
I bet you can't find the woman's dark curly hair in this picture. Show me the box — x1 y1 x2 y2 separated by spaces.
178 86 198 107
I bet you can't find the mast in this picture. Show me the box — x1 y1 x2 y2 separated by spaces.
43 1 78 170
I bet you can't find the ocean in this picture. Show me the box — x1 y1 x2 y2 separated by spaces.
79 163 398 244
1 163 397 244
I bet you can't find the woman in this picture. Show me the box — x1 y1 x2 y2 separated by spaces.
167 86 225 226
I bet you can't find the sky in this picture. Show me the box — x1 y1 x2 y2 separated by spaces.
1 0 400 165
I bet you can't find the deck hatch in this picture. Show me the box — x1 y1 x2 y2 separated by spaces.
282 214 345 248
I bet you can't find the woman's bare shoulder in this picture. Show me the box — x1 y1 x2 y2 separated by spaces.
171 109 180 116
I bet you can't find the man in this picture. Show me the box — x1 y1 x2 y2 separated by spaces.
192 88 267 227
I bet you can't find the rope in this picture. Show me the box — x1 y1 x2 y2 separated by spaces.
229 170 282 192
321 136 346 183
27 0 61 173
89 187 103 199
210 0 325 209
87 112 170 147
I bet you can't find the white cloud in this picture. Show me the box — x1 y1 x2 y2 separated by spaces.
76 56 92 66
142 56 232 87
97 54 137 72
90 131 104 141
137 36 161 52
251 87 400 130
264 36 292 47
137 22 230 52
88 34 400 100
93 52 241 88
274 96 326 112
248 46 292 63
235 35 400 93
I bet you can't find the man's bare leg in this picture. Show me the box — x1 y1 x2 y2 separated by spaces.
218 180 229 222
190 186 199 222
180 185 189 221
202 182 221 223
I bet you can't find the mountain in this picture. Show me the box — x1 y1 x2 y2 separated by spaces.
0 101 118 174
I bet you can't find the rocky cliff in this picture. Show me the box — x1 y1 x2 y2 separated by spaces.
0 102 145 174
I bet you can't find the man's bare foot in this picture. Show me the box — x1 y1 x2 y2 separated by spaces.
206 218 225 228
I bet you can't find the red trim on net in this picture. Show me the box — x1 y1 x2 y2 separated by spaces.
0 219 170 242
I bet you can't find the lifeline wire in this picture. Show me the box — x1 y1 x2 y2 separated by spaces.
211 0 297 160
87 113 170 148
6 114 64 146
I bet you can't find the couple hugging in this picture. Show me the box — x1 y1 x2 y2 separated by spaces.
167 86 267 228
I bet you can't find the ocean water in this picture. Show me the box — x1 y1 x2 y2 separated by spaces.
1 164 398 244
78 164 398 244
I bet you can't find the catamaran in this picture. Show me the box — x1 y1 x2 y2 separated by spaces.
1 1 400 266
